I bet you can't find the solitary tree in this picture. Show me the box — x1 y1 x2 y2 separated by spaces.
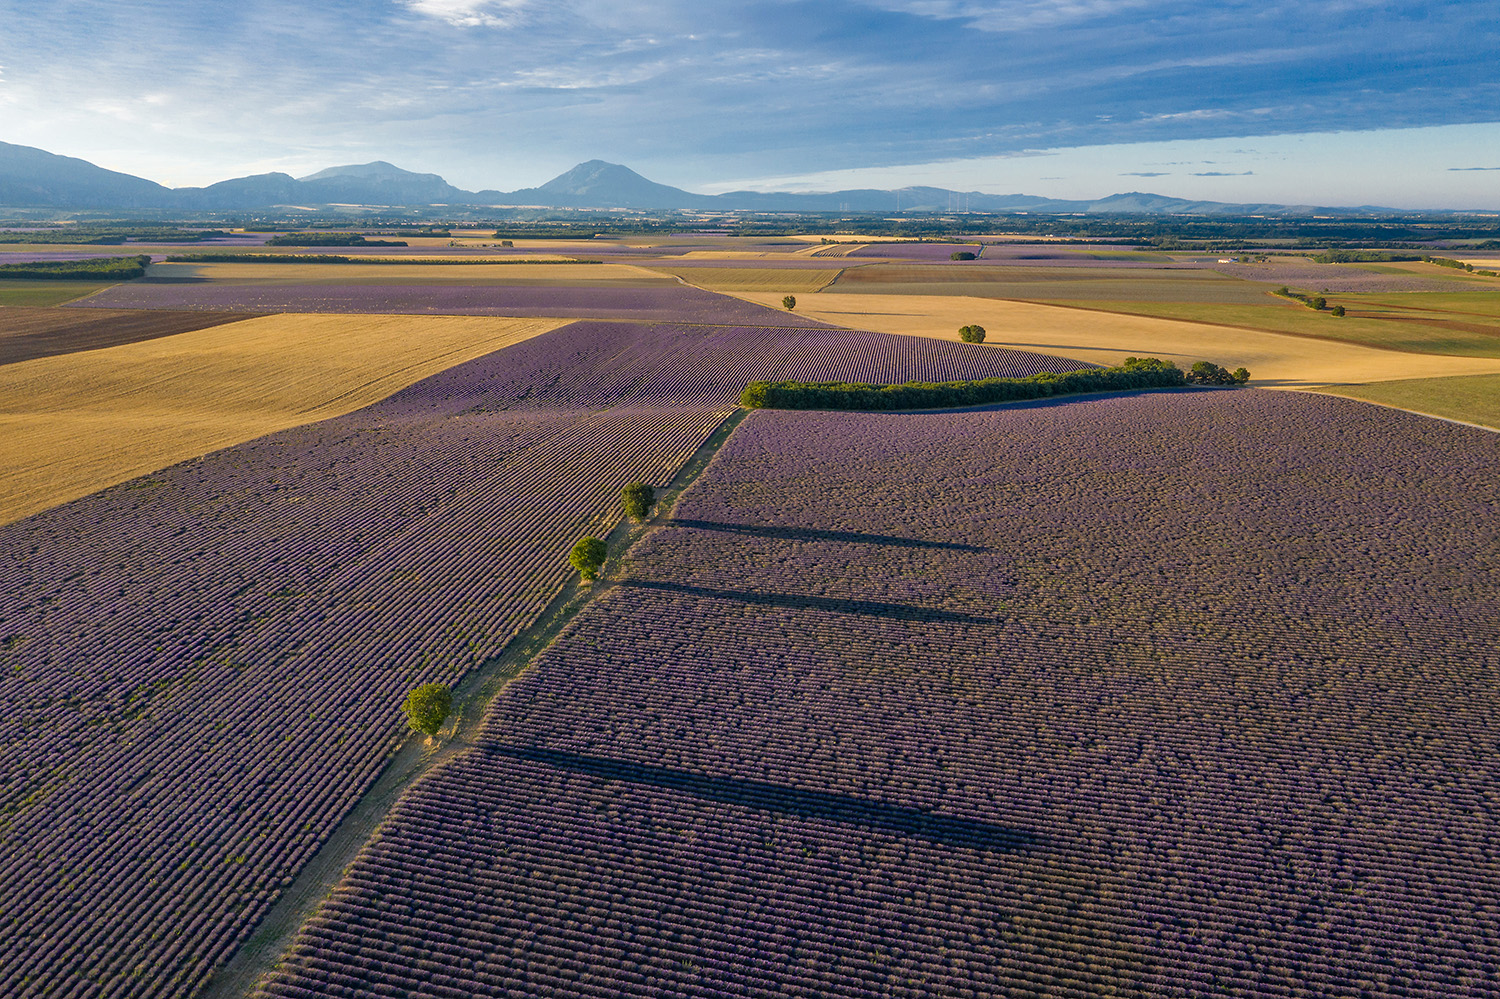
1232 367 1251 383
621 481 656 522
958 324 987 344
1330 305 1346 317
782 295 797 311
569 536 607 581
402 683 452 738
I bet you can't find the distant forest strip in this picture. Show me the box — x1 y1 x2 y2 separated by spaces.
741 357 1234 411
164 254 603 264
0 255 152 280
264 234 407 247
0 229 230 245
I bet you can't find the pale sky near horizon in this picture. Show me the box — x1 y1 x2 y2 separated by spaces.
1 1 1497 208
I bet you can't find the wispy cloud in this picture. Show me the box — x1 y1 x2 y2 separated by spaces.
1193 171 1254 176
402 0 532 28
1449 166 1500 171
1122 171 1170 177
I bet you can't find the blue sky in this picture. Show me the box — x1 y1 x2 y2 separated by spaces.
1 0 1497 207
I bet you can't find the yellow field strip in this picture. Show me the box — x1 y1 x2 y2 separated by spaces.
646 266 845 294
729 291 1500 388
0 313 566 525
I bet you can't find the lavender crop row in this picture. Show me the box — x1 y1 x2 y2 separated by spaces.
66 282 835 326
262 390 1500 998
845 242 982 259
1194 258 1469 293
0 320 1076 999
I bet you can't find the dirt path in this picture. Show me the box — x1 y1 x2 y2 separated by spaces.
200 409 749 999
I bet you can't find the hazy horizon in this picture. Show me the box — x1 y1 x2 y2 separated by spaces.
3 1 1497 209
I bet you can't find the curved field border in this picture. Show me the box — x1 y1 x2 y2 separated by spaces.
725 291 1500 389
0 313 568 524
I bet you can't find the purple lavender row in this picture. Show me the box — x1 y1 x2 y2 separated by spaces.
262 389 1500 998
0 319 1076 999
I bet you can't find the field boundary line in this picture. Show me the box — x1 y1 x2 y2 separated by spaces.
201 407 749 999
1293 388 1500 433
1013 296 1490 357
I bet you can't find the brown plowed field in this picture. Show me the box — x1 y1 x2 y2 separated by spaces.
0 306 255 366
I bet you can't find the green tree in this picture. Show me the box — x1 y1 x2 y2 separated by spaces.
1232 367 1251 384
1330 305 1346 317
782 295 797 311
950 250 976 260
570 536 607 580
402 683 452 738
958 324 986 344
621 481 656 522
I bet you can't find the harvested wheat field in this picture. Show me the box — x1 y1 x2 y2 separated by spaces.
0 306 253 365
732 291 1500 388
0 312 565 524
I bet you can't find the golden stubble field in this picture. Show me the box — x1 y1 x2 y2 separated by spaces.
730 290 1500 389
0 313 567 525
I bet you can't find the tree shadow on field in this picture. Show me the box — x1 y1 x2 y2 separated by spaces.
667 519 985 552
618 579 994 625
493 745 1039 853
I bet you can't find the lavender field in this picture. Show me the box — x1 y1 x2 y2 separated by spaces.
0 321 1081 999
262 390 1500 998
66 281 832 325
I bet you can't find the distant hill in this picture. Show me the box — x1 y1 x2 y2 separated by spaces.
0 140 1405 216
478 160 715 210
0 141 175 209
296 161 466 205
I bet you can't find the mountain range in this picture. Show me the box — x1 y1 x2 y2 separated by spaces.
0 140 1373 216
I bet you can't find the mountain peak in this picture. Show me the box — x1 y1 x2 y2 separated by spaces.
298 161 445 183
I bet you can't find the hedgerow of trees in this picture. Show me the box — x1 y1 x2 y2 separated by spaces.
740 356 1235 411
0 255 152 280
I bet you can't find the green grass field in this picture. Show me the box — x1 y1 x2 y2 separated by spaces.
1032 296 1500 357
0 282 114 307
1320 372 1500 430
830 264 1278 304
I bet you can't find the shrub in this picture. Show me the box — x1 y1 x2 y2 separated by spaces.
950 251 977 261
1331 305 1346 317
958 325 987 344
401 683 452 738
1185 361 1247 386
570 537 607 581
782 295 797 311
621 482 655 523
